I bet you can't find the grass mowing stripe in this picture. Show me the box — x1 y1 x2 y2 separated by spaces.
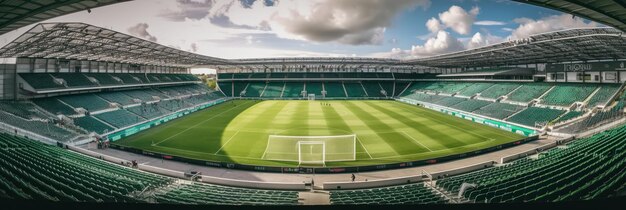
115 100 526 167
356 136 374 159
364 101 467 149
213 130 240 154
224 101 290 158
320 101 372 159
152 100 255 146
393 102 516 141
344 101 429 155
400 131 433 152
331 101 400 157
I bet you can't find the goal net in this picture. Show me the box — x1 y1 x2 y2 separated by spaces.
263 134 356 165
308 94 316 100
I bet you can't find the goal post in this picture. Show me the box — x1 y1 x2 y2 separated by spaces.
308 94 316 100
264 134 357 165
297 141 325 165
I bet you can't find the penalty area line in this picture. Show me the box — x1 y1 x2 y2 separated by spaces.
152 101 253 146
213 130 241 155
400 131 433 152
356 136 374 159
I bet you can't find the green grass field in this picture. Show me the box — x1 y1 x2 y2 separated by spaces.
114 100 524 167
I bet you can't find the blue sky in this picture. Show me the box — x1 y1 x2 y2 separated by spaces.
0 0 602 60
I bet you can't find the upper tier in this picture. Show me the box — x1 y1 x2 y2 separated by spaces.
18 73 200 94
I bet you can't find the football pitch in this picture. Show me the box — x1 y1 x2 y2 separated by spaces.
114 100 525 167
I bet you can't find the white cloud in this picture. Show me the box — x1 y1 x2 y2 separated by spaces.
426 17 444 33
376 30 466 59
509 14 598 39
190 43 198 52
127 23 158 42
502 27 514 32
475 20 506 26
269 0 430 45
438 6 479 35
411 30 465 56
467 32 503 49
199 0 431 45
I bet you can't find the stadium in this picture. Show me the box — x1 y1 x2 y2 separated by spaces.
0 0 624 208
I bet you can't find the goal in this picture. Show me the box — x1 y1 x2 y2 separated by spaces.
308 94 316 100
263 134 356 166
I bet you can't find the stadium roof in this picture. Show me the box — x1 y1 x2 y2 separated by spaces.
402 27 626 68
0 22 229 67
228 57 399 65
1 23 625 69
0 0 129 36
514 0 626 32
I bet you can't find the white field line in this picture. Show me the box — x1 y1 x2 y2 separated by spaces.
400 131 434 152
152 101 253 146
150 137 498 161
395 104 502 141
356 136 374 159
213 130 241 154
261 138 271 159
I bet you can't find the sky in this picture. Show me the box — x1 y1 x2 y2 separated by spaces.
0 0 603 74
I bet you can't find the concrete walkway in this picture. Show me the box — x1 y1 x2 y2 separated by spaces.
82 135 558 189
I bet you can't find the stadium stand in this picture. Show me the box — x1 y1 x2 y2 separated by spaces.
586 84 622 107
112 74 143 84
449 100 492 112
506 107 565 127
0 101 50 120
84 73 122 86
51 73 95 87
73 116 115 134
0 133 298 204
330 183 446 205
379 82 394 97
97 92 138 106
555 111 585 123
479 83 520 99
458 83 494 97
58 94 111 112
507 83 553 103
262 82 284 98
233 82 248 97
94 109 144 129
323 82 346 98
32 98 76 115
473 103 526 120
19 73 64 89
436 124 626 202
432 96 467 107
558 100 626 133
0 111 78 141
158 99 187 112
245 82 266 97
283 83 304 98
362 81 384 97
18 73 200 92
153 182 298 205
127 105 170 120
541 83 598 106
306 82 324 96
218 82 233 97
344 82 367 97
123 89 159 102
